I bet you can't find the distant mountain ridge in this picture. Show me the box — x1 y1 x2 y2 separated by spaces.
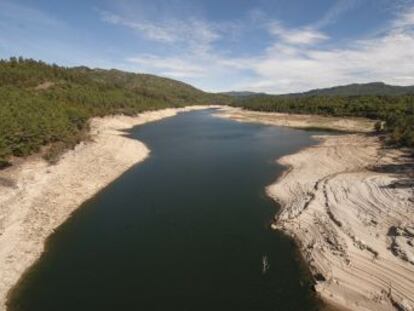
221 91 267 97
221 82 414 98
285 82 414 97
231 81 414 148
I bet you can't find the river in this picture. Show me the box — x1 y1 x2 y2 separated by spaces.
8 109 325 310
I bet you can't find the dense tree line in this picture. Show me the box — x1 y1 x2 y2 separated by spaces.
0 57 229 165
1 57 412 166
233 94 414 147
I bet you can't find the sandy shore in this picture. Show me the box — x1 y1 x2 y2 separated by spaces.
218 107 414 311
0 105 214 310
2 105 412 310
216 106 375 132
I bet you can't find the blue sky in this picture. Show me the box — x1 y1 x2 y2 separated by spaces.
1 0 414 93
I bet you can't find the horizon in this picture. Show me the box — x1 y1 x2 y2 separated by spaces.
5 56 410 95
1 0 414 93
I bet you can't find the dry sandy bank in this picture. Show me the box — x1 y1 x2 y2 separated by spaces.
216 106 375 132
0 105 215 310
218 107 414 311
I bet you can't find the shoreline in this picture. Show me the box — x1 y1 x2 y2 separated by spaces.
1 105 412 310
218 107 414 310
215 106 375 133
0 105 215 310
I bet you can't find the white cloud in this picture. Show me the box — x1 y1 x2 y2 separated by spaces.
268 22 329 45
100 10 220 54
243 16 414 93
313 0 362 28
101 12 176 43
105 3 414 94
127 55 205 78
393 6 414 28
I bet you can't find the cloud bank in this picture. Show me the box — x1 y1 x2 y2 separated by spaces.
101 2 414 93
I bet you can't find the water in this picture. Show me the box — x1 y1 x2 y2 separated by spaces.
8 109 325 311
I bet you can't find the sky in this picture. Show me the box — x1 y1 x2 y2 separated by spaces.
1 0 414 94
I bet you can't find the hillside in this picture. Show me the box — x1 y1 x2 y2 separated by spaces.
233 91 414 147
221 91 267 97
75 67 211 103
0 57 229 166
1 57 413 166
286 82 414 97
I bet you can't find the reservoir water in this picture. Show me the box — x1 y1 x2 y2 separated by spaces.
8 109 324 310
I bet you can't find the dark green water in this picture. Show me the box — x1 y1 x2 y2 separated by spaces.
8 109 324 311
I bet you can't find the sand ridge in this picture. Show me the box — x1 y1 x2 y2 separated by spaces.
0 105 215 310
218 107 414 311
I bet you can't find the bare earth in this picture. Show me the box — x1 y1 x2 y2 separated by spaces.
217 106 375 133
1 106 412 311
0 106 214 311
218 107 414 311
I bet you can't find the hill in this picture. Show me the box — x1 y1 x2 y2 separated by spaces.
232 85 414 147
221 91 267 97
75 67 211 103
286 82 414 97
1 57 413 165
0 57 229 165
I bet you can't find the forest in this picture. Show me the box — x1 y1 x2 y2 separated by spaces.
232 94 414 148
0 57 228 166
0 57 413 167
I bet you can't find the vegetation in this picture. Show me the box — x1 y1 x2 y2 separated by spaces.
0 57 412 166
286 82 414 97
232 94 414 147
0 57 228 165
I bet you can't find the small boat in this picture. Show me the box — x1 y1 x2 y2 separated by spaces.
262 255 270 274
